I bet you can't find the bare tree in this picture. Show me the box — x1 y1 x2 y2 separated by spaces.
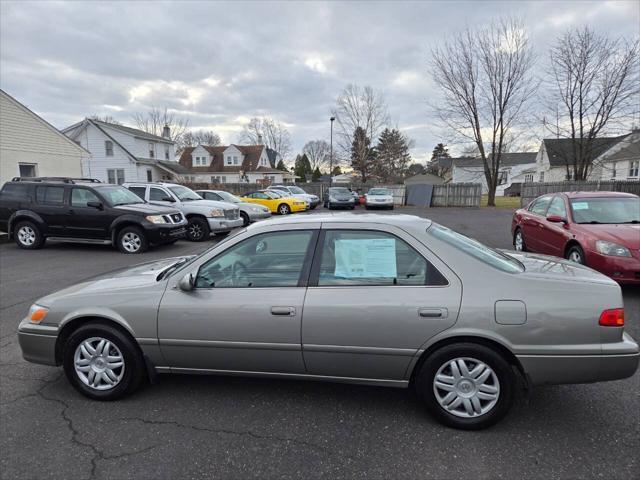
237 117 292 162
132 106 189 146
302 140 331 171
546 26 639 180
431 18 537 205
180 130 221 152
89 114 121 125
332 84 390 161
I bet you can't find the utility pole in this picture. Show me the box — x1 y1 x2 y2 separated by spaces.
330 116 335 187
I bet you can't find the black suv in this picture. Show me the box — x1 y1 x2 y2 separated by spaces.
0 178 187 254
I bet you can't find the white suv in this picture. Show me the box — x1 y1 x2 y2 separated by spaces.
124 182 243 241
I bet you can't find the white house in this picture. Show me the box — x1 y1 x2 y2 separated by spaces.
178 144 296 184
62 119 188 184
534 132 639 182
451 152 537 195
0 89 90 186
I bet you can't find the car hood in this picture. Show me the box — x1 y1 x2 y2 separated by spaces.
503 250 617 285
183 199 237 210
572 224 640 249
239 202 269 211
113 203 181 215
36 256 194 305
330 193 353 200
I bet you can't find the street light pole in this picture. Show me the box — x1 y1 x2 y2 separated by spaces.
329 116 335 187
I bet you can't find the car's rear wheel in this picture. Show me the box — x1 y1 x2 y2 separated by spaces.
278 203 291 215
415 343 515 430
240 211 250 227
62 322 145 400
566 245 585 265
186 217 210 242
14 220 45 249
513 228 526 252
116 226 148 254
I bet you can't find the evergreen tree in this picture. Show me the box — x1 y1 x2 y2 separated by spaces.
350 127 376 183
312 167 322 182
431 143 450 160
332 165 342 176
276 159 288 172
373 128 413 181
293 154 312 182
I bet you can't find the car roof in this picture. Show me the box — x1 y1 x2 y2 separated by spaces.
248 212 432 229
559 191 639 199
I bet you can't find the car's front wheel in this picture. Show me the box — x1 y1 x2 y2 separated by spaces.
415 343 515 430
116 226 148 254
278 203 291 215
566 244 585 265
186 217 210 242
14 220 45 250
240 211 250 227
513 228 526 252
62 322 145 400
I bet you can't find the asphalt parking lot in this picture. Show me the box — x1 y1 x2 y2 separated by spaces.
1 206 638 480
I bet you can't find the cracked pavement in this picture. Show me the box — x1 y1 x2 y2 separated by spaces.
1 207 639 479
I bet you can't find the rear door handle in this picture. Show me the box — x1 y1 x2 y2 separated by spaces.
270 306 296 316
419 308 448 319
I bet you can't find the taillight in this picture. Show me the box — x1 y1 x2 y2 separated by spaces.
599 308 624 327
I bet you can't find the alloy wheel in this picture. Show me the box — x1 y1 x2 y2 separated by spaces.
188 223 203 240
17 226 36 246
568 250 583 263
73 337 125 391
433 357 500 418
121 232 142 252
514 231 524 251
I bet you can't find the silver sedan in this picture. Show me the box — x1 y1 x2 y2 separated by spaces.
17 214 639 429
195 189 271 226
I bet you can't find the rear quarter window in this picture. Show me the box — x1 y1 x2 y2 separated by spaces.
0 184 30 201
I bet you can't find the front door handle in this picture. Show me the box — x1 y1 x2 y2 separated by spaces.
270 306 296 316
419 308 448 319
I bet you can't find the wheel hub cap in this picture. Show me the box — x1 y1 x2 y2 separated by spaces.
122 232 141 252
74 337 125 391
18 227 36 245
433 357 500 418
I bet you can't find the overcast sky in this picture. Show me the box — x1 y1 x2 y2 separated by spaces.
1 0 638 164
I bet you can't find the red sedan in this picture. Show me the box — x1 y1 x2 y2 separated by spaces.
511 191 640 284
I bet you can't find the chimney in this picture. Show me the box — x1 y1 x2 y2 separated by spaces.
257 133 263 145
162 124 171 139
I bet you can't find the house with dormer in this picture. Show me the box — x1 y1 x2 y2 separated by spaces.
178 144 296 184
62 119 189 184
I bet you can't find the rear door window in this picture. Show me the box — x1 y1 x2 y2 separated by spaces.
36 186 65 205
150 187 169 201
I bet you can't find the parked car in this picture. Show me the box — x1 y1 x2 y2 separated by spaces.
18 214 638 429
323 187 355 209
267 185 320 209
365 187 394 210
512 192 640 284
195 190 271 226
124 182 243 242
239 190 307 215
0 177 187 254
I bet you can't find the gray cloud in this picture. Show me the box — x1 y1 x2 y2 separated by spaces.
1 0 638 163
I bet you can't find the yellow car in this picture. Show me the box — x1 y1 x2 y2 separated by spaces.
240 190 307 215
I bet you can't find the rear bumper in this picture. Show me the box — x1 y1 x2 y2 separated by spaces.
207 217 243 232
585 250 640 285
18 318 58 366
517 333 640 385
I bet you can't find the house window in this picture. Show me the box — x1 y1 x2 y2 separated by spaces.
629 161 639 178
18 163 37 177
227 156 232 165
165 146 170 160
107 168 125 185
105 141 113 156
149 143 155 158
497 171 508 185
539 172 545 183
524 173 533 183
565 172 573 181
611 163 617 179
146 169 153 182
233 156 238 165
221 176 226 183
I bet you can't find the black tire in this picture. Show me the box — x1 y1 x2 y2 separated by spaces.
278 203 291 215
566 244 586 265
365 205 370 210
310 205 317 210
414 343 515 430
13 220 45 250
62 322 145 401
350 206 355 210
116 226 148 254
513 228 527 252
240 211 250 227
186 217 210 242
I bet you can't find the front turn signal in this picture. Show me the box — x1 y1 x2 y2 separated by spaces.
599 308 624 327
29 305 49 324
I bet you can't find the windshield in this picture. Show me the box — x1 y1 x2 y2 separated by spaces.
429 224 524 273
216 191 242 203
289 186 306 194
369 188 390 195
330 188 350 195
169 186 202 201
97 186 145 206
264 191 283 198
570 197 640 224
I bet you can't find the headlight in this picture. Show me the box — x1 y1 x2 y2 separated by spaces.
595 240 631 257
329 196 337 202
210 208 224 217
145 215 166 224
28 304 49 324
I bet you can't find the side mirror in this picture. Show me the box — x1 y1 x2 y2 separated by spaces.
178 272 195 291
546 215 566 224
87 201 103 210
162 197 176 202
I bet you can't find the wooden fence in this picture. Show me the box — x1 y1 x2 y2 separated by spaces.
521 181 640 207
431 183 482 207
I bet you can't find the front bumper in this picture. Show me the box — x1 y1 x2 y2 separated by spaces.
586 249 640 285
328 200 355 208
517 333 640 385
291 204 307 213
207 217 244 232
18 318 59 366
366 201 394 208
146 224 187 244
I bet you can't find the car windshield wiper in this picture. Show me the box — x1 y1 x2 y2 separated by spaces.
115 201 143 206
157 258 191 281
620 220 640 224
578 221 602 224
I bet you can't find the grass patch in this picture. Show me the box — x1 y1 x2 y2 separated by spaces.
481 195 522 209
